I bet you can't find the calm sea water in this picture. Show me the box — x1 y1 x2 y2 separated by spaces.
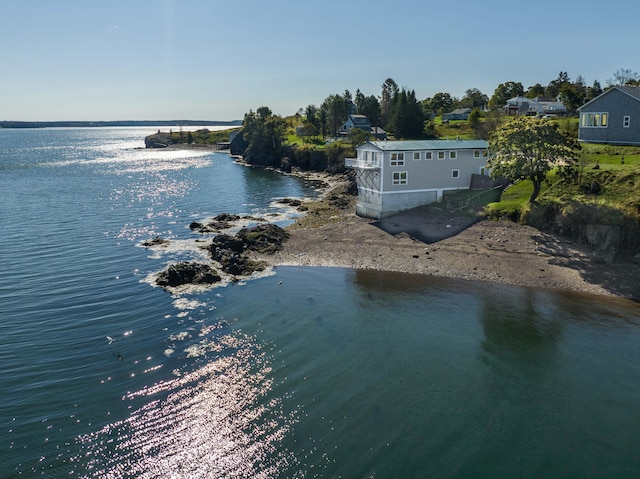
1 127 640 478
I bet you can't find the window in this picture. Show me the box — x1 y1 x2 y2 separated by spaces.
390 152 405 166
624 116 631 128
482 150 489 157
474 150 480 158
392 171 408 185
581 112 609 128
425 151 433 160
437 151 445 160
452 169 460 178
372 152 378 165
449 151 457 159
413 152 421 161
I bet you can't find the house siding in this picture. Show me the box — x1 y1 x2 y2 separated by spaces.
579 87 640 145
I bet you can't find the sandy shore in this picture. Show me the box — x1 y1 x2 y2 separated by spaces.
257 174 640 302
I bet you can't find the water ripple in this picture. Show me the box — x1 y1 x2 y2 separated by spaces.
74 331 299 478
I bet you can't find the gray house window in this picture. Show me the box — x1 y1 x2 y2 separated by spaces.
624 116 631 128
437 151 445 160
425 151 433 160
581 112 608 127
452 169 460 178
390 152 405 166
392 171 408 185
413 152 421 161
449 151 457 159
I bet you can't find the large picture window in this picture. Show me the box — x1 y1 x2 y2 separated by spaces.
390 152 405 166
392 171 408 185
581 112 608 127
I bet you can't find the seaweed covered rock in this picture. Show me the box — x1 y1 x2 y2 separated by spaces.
156 262 221 288
210 248 266 276
236 224 289 253
208 233 245 253
190 213 244 233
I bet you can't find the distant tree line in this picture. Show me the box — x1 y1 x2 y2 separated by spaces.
236 68 639 168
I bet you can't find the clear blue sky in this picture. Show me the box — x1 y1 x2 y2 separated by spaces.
1 0 638 121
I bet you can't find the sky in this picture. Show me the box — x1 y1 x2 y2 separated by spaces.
1 0 638 122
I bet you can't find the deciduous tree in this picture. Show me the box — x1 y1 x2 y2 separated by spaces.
321 94 348 137
241 106 286 167
607 68 640 86
489 81 524 110
460 88 489 110
488 117 580 203
424 92 456 116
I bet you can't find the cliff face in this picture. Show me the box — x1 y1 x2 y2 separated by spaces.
144 132 176 148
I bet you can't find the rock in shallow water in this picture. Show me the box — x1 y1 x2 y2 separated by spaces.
156 261 221 288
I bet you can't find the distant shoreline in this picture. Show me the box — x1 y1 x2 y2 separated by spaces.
0 120 242 129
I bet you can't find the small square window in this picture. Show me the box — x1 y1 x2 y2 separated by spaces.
449 151 457 159
624 116 631 128
452 169 460 178
390 152 405 166
474 150 480 158
413 152 421 160
437 151 445 160
392 171 408 185
425 151 433 160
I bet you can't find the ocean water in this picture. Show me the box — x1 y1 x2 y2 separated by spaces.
1 127 640 478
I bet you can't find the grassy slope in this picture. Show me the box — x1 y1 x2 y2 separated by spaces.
485 145 640 248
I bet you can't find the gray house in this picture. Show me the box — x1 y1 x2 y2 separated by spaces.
339 114 372 135
442 108 472 121
345 139 490 219
578 86 640 145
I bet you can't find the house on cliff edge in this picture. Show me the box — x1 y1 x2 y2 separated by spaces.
345 139 491 219
578 85 640 145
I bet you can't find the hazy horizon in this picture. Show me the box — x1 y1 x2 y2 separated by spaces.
2 0 638 122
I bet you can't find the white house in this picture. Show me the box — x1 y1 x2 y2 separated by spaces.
345 139 490 219
504 96 566 116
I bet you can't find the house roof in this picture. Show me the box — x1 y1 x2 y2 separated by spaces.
578 85 640 110
362 139 488 151
444 108 472 115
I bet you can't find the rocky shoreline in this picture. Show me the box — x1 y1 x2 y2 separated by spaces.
143 156 639 302
258 172 640 302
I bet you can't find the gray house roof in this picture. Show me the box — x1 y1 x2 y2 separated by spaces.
579 85 640 110
364 139 488 151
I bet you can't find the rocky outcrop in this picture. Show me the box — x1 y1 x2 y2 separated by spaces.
144 132 176 148
189 213 264 233
236 224 290 253
156 262 221 288
204 224 289 275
